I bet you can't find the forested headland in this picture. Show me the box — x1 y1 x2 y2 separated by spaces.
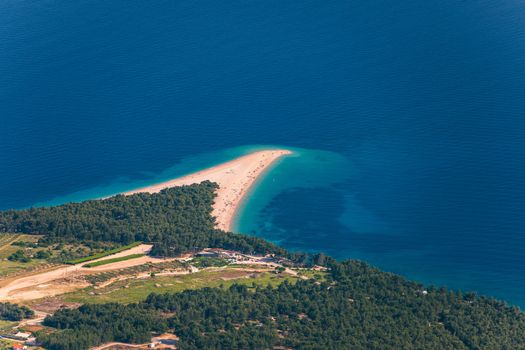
1 182 525 349
0 182 286 258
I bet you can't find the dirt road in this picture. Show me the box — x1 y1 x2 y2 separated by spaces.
0 244 177 302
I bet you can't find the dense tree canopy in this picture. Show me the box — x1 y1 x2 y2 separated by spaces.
41 261 525 350
0 302 34 321
40 303 166 350
0 182 287 257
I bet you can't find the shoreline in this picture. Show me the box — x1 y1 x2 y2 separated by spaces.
122 149 292 232
229 151 290 232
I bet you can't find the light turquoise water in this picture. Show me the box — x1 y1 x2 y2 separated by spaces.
233 147 353 235
37 145 351 233
35 145 282 207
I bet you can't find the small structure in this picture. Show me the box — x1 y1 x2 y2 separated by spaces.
150 333 178 349
12 344 26 350
312 265 328 271
14 332 31 340
195 251 219 258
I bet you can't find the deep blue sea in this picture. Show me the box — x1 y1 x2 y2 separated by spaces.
2 0 525 306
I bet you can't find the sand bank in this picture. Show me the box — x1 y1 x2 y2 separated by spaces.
123 149 292 231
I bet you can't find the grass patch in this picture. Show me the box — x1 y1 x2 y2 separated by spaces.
0 234 53 278
0 234 21 251
191 256 228 268
0 320 16 331
0 338 17 350
297 269 328 281
84 254 145 268
0 260 44 278
0 234 41 259
66 242 142 265
85 261 186 285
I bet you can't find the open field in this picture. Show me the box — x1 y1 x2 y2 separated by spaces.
62 268 301 304
0 260 46 278
0 320 16 331
84 254 145 268
0 234 23 252
66 242 143 264
0 338 18 350
0 234 40 258
0 234 52 278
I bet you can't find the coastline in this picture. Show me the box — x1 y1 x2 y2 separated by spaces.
229 150 297 233
121 149 292 232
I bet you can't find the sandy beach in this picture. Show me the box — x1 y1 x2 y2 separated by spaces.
123 149 292 232
0 149 291 302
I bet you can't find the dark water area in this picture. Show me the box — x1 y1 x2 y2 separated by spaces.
1 0 525 305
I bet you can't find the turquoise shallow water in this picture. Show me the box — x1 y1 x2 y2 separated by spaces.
233 147 353 234
34 145 278 207
2 0 525 306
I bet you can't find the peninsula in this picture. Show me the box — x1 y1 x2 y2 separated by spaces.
0 149 525 349
0 149 292 301
123 149 292 231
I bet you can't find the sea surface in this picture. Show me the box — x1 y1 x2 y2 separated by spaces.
1 0 525 306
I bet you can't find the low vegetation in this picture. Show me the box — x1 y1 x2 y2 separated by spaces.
64 269 299 305
84 260 187 286
0 320 16 332
66 242 142 265
0 233 118 277
7 249 31 263
190 256 229 268
0 233 23 250
0 234 55 277
83 253 145 268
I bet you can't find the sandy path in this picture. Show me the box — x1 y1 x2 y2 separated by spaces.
123 149 292 231
0 244 176 301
